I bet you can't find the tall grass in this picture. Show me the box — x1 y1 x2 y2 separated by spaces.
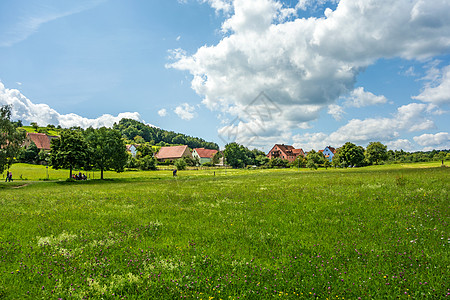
0 164 448 299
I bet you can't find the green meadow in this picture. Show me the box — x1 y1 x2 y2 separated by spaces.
0 163 448 299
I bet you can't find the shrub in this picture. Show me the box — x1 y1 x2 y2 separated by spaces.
174 158 187 170
138 155 157 170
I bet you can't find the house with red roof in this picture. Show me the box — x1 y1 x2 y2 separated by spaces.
192 148 218 165
267 144 305 163
155 145 192 162
23 132 58 151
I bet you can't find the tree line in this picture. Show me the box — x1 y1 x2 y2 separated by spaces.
222 142 449 169
113 118 219 150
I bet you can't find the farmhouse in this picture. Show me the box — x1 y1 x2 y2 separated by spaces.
192 148 218 165
267 144 305 163
126 144 139 157
23 132 58 151
155 145 191 162
322 146 336 162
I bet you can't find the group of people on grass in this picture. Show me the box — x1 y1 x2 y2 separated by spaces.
72 172 87 181
4 171 13 182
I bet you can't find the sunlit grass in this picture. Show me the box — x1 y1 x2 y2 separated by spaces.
0 163 448 298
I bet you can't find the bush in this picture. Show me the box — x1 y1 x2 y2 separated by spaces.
138 155 157 170
307 159 318 170
174 159 187 170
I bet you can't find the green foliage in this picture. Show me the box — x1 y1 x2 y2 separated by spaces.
113 118 219 150
38 150 49 164
338 142 365 167
138 155 157 170
49 129 88 178
267 157 289 168
85 127 128 179
212 151 223 165
136 144 154 159
292 155 307 168
183 156 200 167
306 159 318 169
174 158 187 170
126 155 138 168
306 149 326 166
18 141 39 163
365 141 388 165
0 105 27 174
30 122 39 131
223 142 256 168
255 154 270 166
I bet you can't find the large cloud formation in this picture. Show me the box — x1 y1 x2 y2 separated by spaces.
170 0 450 149
0 82 142 128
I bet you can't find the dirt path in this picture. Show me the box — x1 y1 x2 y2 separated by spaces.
12 183 31 189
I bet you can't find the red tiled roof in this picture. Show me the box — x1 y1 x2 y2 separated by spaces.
26 132 57 150
194 148 218 158
275 144 295 152
156 145 190 160
126 144 140 151
292 148 305 156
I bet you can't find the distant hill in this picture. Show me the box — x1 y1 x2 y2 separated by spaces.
113 119 219 150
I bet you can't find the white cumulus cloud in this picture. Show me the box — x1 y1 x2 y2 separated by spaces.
0 81 142 128
343 87 388 108
174 103 195 120
293 102 438 151
169 0 450 148
413 65 450 105
158 108 168 117
413 132 450 148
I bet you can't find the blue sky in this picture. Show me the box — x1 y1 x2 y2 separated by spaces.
0 0 449 152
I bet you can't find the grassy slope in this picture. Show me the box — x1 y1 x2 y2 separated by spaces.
0 164 448 299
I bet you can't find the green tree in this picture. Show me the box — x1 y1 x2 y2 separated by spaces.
138 155 157 170
30 122 39 132
49 129 88 178
267 157 289 168
0 105 27 174
293 155 307 168
20 141 39 163
306 159 318 170
332 149 342 168
338 142 365 167
223 142 246 168
255 155 270 166
85 127 128 180
212 151 223 165
136 144 154 159
365 141 388 165
306 150 326 166
174 158 187 170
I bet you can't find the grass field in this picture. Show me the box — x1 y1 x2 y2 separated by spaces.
0 163 448 299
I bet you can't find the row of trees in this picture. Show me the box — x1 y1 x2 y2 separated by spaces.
0 106 27 174
222 141 449 169
49 127 128 179
113 118 219 150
